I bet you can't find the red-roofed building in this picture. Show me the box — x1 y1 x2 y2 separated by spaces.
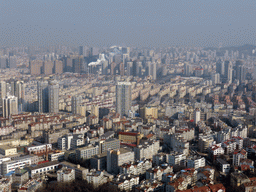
233 149 248 166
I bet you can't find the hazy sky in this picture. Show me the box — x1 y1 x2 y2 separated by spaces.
0 0 256 47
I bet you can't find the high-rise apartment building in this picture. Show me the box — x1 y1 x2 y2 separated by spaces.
0 56 7 68
72 56 84 73
30 60 43 75
2 95 18 118
194 108 200 125
216 60 225 76
48 80 59 113
211 73 220 85
79 46 84 56
71 96 82 115
43 61 54 75
37 81 49 113
224 61 232 84
54 60 63 74
9 56 17 68
10 81 25 112
116 82 131 116
151 63 157 80
0 81 6 106
184 63 192 76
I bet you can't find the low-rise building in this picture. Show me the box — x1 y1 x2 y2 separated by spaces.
18 178 43 192
134 140 160 161
110 174 140 191
76 145 99 160
217 158 230 174
0 145 17 156
167 152 186 166
107 148 135 174
57 167 75 182
0 176 12 192
48 151 65 161
85 170 113 188
60 161 88 180
25 161 59 178
119 159 152 175
187 156 206 170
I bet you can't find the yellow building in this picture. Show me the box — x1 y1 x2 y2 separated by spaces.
0 145 17 156
140 106 158 120
118 132 143 146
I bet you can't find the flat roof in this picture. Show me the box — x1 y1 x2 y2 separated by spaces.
29 161 59 170
0 145 16 150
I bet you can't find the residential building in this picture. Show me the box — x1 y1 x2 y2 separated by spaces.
187 156 206 170
107 148 135 174
116 82 131 116
2 95 18 118
76 145 99 160
110 174 139 191
134 140 160 161
57 167 75 182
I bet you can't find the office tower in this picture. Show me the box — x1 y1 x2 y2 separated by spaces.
43 61 54 75
71 96 82 115
119 62 125 76
151 63 157 80
54 60 63 74
79 46 84 56
3 95 18 118
11 81 25 112
216 60 225 76
184 63 192 76
0 56 7 68
9 56 17 68
48 80 59 113
116 82 131 116
194 108 200 125
211 73 220 85
30 60 43 75
37 81 49 113
224 61 232 84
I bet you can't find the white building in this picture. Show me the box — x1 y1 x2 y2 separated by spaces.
110 174 139 191
194 108 200 125
119 159 152 175
107 148 135 174
217 158 230 174
57 167 75 182
167 152 186 166
187 156 205 170
134 140 160 161
26 144 52 155
2 95 18 118
85 170 111 188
